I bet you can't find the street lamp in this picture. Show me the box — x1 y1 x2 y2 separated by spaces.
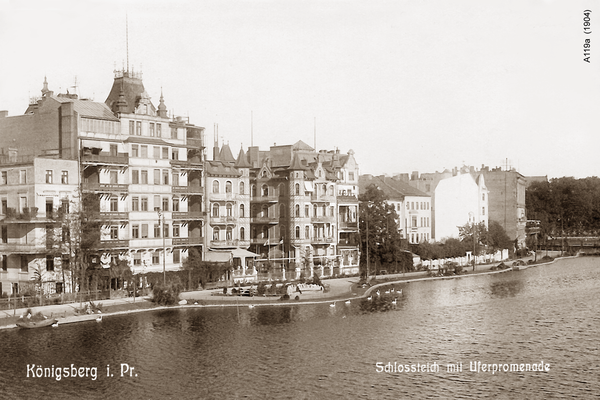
469 212 477 271
156 208 166 285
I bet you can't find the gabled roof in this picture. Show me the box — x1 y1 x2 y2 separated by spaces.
359 174 430 200
291 140 314 151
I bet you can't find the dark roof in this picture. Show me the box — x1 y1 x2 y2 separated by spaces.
206 161 242 177
359 175 430 200
235 148 251 168
104 73 155 115
219 144 236 163
53 96 118 121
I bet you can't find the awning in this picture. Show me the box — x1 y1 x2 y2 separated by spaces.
304 181 314 192
230 248 259 259
204 251 232 263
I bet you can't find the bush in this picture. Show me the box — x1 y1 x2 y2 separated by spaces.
279 294 290 301
151 281 182 306
257 281 267 296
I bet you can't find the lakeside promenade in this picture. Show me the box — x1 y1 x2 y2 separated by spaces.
0 252 565 330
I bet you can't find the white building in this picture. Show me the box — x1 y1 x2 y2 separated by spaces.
434 172 488 240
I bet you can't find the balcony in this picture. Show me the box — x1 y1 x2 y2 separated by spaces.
172 211 205 220
97 239 130 249
82 182 128 193
251 216 278 224
0 242 46 253
210 216 236 224
99 211 129 221
170 159 203 170
250 237 269 245
81 153 129 166
209 192 236 201
311 194 335 203
311 216 335 224
337 194 358 203
172 236 203 246
339 221 358 230
210 239 242 248
251 195 279 203
172 184 204 195
312 237 335 244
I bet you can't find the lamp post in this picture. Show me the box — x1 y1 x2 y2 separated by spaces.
156 208 166 285
366 204 370 282
470 212 476 271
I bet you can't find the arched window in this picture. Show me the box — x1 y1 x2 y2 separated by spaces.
239 181 245 195
329 185 334 196
305 225 310 239
313 204 318 217
295 226 300 239
212 203 219 217
295 183 300 195
213 227 220 241
251 185 257 197
295 204 300 217
212 180 220 193
262 204 269 218
262 226 268 239
262 184 269 197
226 226 232 240
240 227 245 240
225 181 232 193
279 204 285 218
226 203 232 217
239 204 245 218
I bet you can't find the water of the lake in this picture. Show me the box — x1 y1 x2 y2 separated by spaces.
1 256 598 399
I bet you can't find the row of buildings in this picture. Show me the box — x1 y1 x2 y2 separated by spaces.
359 165 530 249
0 72 360 297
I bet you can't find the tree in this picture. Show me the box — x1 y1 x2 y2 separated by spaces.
487 220 512 254
359 184 405 275
458 221 488 254
183 248 230 289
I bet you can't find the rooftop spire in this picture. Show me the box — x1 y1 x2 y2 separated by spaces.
157 87 167 118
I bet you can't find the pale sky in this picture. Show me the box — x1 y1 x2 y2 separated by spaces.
0 0 597 179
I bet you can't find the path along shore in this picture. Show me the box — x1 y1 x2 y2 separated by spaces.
0 252 571 330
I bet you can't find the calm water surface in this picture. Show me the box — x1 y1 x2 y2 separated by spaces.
1 257 598 399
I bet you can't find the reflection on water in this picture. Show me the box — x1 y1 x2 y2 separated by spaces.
1 257 598 399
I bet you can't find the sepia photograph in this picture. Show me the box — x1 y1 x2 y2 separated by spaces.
0 0 598 398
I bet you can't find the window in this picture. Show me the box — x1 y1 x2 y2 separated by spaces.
172 150 178 160
157 124 162 137
21 255 28 272
154 224 160 238
173 249 180 263
61 171 68 184
110 144 118 156
19 170 26 184
141 197 148 211
163 224 169 238
0 171 6 185
305 226 310 239
110 197 118 212
162 197 169 211
349 172 355 180
482 207 485 215
212 180 220 193
262 184 268 196
141 145 148 158
171 127 177 139
129 120 135 135
172 197 179 212
212 203 219 217
132 170 139 184
110 170 118 184
46 255 54 271
240 227 245 240
226 226 232 240
239 181 245 194
20 196 28 212
295 226 300 239
173 224 180 237
153 146 160 159
295 183 300 195
295 204 300 217
2 254 7 271
141 170 148 184
280 204 286 217
262 204 268 218
162 147 169 159
172 172 179 186
251 185 257 197
136 121 142 135
154 169 160 185
213 227 220 241
131 145 139 157
163 170 169 185
306 205 310 217
153 252 160 264
110 226 119 239
61 199 69 214
226 203 233 217
132 225 139 239
226 181 232 193
154 195 160 210
133 253 141 266
45 170 53 184
132 197 139 211
482 194 485 201
313 204 318 217
141 224 148 238
411 216 417 228
149 122 155 137
240 204 245 218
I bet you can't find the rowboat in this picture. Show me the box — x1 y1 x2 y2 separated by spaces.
16 318 58 329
